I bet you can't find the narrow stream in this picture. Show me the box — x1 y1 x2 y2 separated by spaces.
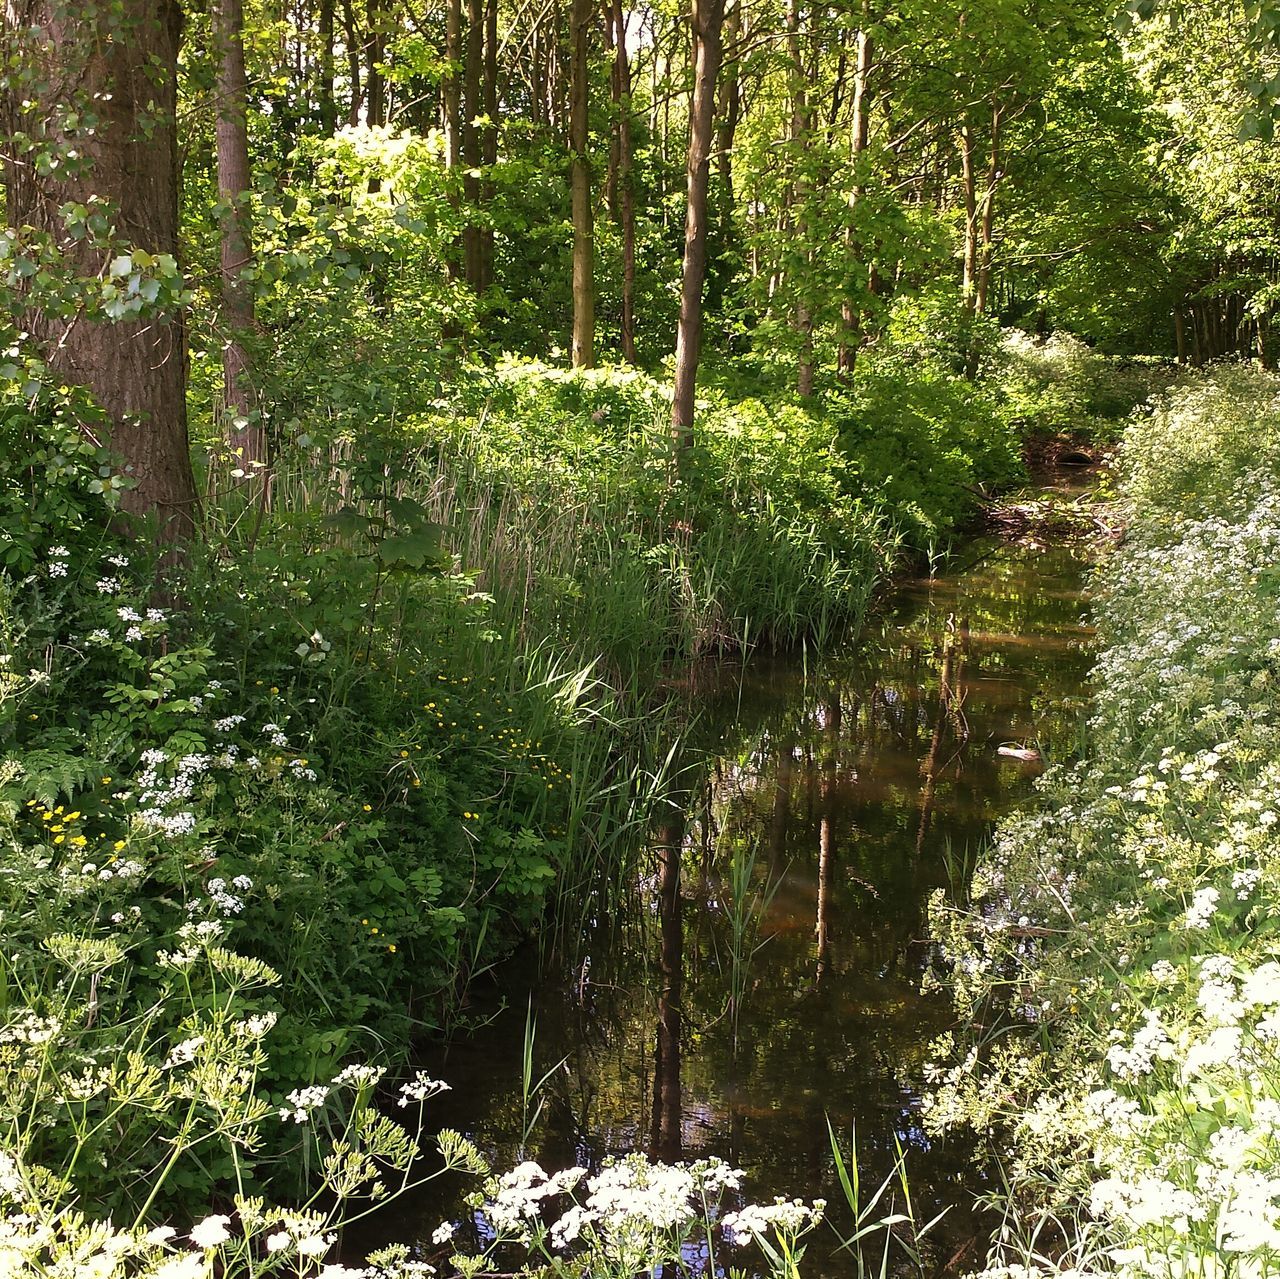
354 525 1096 1275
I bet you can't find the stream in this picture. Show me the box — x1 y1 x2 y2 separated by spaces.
353 522 1097 1276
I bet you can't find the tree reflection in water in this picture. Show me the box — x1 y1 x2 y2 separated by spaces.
350 538 1096 1277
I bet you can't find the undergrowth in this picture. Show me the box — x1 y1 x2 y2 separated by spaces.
925 363 1280 1279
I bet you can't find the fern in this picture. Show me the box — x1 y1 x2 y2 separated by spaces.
2 744 103 806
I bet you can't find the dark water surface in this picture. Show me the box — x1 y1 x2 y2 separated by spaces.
353 533 1096 1275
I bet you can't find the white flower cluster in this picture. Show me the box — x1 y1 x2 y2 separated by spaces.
280 1085 330 1123
206 876 251 915
396 1073 450 1107
721 1196 826 1246
927 372 1280 1279
480 1153 748 1266
333 1063 385 1088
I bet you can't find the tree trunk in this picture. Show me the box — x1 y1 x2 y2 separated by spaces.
364 0 386 125
786 0 813 396
610 0 638 363
3 0 199 541
569 0 595 366
342 0 362 125
443 0 462 168
837 17 872 379
670 0 726 462
716 0 740 218
705 0 740 317
959 121 978 309
974 102 1001 315
480 0 498 291
213 0 264 478
462 0 485 288
318 0 337 133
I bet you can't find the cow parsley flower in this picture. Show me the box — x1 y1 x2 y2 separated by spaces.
189 1215 232 1248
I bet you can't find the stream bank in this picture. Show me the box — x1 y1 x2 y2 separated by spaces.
351 489 1100 1276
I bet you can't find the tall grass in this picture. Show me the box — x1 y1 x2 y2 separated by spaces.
198 362 897 978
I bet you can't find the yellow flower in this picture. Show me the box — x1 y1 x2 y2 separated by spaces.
114 840 126 851
388 944 397 953
371 927 379 935
101 776 111 785
362 804 372 812
400 750 409 758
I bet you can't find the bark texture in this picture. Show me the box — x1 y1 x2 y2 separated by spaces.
609 0 637 362
670 0 726 458
3 0 199 539
213 0 264 472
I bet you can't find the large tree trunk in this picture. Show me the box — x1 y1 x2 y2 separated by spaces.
3 0 199 541
609 0 638 363
213 0 264 477
670 0 726 462
569 0 595 366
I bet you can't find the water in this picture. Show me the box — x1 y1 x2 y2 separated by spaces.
350 532 1096 1275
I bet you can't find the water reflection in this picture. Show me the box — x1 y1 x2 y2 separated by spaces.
352 538 1095 1274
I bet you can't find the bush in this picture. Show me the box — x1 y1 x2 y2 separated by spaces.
1120 362 1280 520
996 329 1177 437
831 355 1024 550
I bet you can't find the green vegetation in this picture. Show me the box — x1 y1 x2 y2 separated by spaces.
4 0 1280 1271
927 364 1280 1279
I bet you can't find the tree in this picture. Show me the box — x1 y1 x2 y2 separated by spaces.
3 0 199 540
671 0 727 460
213 0 265 477
569 0 595 366
608 0 637 363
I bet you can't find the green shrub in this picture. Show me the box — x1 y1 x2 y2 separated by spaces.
830 356 1024 549
1120 362 1280 520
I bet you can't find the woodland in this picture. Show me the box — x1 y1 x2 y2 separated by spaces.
3 0 1280 1277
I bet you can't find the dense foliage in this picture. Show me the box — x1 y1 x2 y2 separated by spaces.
927 365 1280 1279
3 0 1278 1271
